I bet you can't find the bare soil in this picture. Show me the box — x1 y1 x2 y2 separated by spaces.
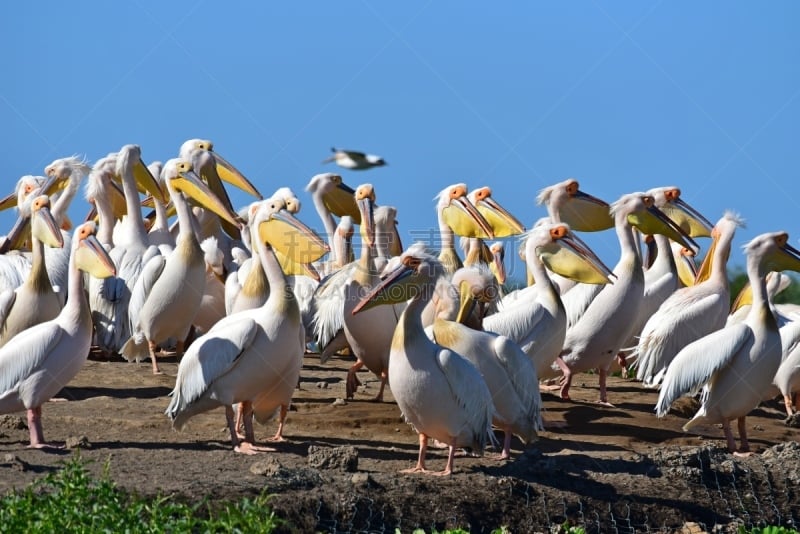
1 352 799 533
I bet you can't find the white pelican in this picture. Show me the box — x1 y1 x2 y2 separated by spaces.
91 144 166 356
479 223 614 380
84 154 125 247
165 199 328 453
144 161 175 255
0 176 47 254
353 245 495 475
534 179 611 295
0 222 116 448
634 212 743 387
305 172 360 272
771 318 800 415
429 265 542 459
558 193 697 404
656 231 800 454
340 184 403 401
435 184 494 275
322 147 387 170
0 196 64 348
122 155 241 374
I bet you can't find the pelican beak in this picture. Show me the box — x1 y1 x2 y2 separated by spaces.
212 152 262 199
108 179 128 220
628 202 699 254
443 196 495 239
352 258 418 314
472 189 525 237
766 233 800 273
390 220 403 257
489 247 506 285
84 203 98 224
538 226 616 284
75 225 117 279
0 216 31 253
273 248 314 278
173 167 241 227
660 190 713 238
0 191 17 211
694 227 719 284
643 235 657 269
730 282 752 313
456 280 478 324
132 158 167 204
258 209 329 264
676 247 698 287
323 180 361 223
561 190 614 232
356 193 375 249
31 201 64 249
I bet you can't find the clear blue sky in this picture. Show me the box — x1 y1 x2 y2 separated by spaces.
2 2 799 282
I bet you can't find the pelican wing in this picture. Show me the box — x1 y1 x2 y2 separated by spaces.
655 323 750 416
634 291 727 386
491 335 543 428
128 253 166 332
0 289 16 331
435 348 495 440
483 299 545 352
168 316 259 414
562 283 603 329
0 322 63 395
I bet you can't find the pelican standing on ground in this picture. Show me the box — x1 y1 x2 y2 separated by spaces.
353 245 495 475
165 199 328 453
0 222 116 448
656 231 800 454
634 212 743 386
558 193 697 405
0 196 64 348
122 156 241 374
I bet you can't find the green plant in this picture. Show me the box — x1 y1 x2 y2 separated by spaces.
0 453 281 533
737 526 799 534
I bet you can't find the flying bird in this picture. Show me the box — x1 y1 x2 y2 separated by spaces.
322 147 387 170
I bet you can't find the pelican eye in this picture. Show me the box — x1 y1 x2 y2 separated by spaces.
775 233 789 247
642 196 655 207
566 181 579 196
665 188 681 201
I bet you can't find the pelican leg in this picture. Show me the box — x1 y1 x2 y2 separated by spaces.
596 368 614 407
148 340 162 375
555 356 572 400
345 361 364 399
234 402 246 440
616 353 629 377
228 403 275 455
267 404 288 442
785 394 797 417
432 438 457 476
27 406 62 450
489 427 512 461
370 371 388 403
401 433 429 474
175 339 185 363
734 416 752 457
721 419 738 453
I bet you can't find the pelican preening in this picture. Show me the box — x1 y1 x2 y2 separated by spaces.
323 147 387 170
656 231 800 454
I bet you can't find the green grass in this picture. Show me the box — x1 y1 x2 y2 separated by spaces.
738 527 800 534
0 454 282 533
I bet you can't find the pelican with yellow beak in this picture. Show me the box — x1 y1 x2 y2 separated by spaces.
657 231 800 454
558 192 698 405
122 156 242 374
90 145 166 356
634 211 744 387
353 244 495 475
436 184 495 275
0 195 64 348
481 223 615 380
0 222 116 448
166 198 328 453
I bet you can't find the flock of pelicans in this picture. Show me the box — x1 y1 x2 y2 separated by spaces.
0 140 799 476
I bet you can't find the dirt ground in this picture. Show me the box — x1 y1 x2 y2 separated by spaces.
1 351 799 533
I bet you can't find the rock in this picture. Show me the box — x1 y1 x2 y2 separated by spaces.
351 472 372 486
679 522 707 533
65 435 91 449
0 415 26 430
250 457 282 476
332 398 347 406
315 382 329 389
307 445 358 471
